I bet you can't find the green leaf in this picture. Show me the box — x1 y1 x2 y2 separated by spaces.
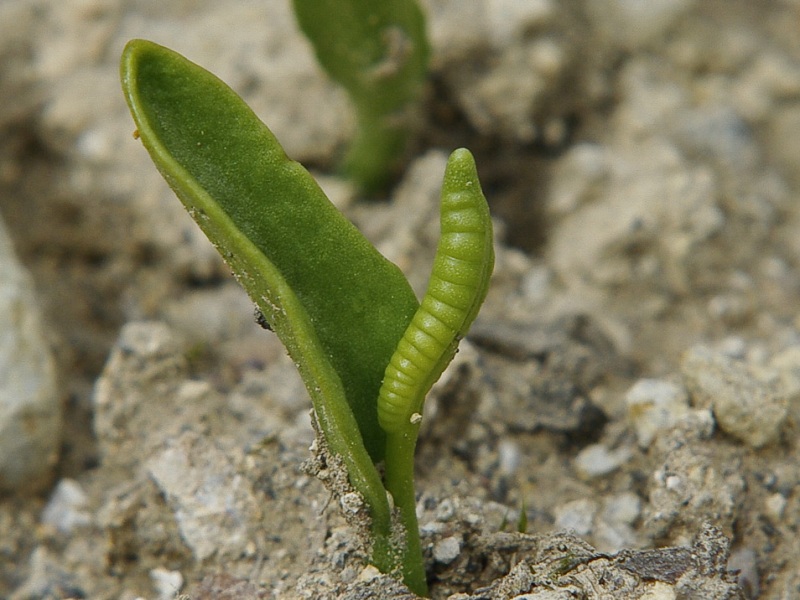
378 148 494 597
119 42 424 558
291 0 430 191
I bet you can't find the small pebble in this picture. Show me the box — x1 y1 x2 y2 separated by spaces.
625 378 690 447
150 567 183 600
356 564 382 583
520 266 553 303
498 439 521 475
574 443 632 478
339 492 363 515
554 498 597 535
764 493 786 522
40 479 91 533
718 336 748 359
603 492 641 526
433 536 462 564
435 498 456 522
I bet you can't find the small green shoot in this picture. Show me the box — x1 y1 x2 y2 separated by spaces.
518 498 529 534
121 39 492 597
498 498 528 534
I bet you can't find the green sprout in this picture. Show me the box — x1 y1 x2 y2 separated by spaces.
291 0 430 192
120 39 492 597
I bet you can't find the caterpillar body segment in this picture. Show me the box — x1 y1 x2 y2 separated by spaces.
378 149 494 433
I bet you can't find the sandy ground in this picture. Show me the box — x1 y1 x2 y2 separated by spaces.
2 0 800 598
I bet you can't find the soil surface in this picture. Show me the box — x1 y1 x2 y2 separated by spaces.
2 1 799 598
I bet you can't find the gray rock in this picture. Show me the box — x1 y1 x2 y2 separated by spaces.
681 345 788 448
446 526 742 599
470 315 613 435
0 216 60 493
146 431 263 561
92 321 189 470
427 0 585 144
645 416 745 542
547 137 724 294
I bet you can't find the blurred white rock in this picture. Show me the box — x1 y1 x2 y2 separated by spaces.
625 378 690 448
41 478 91 533
0 215 61 493
574 443 632 479
554 498 597 536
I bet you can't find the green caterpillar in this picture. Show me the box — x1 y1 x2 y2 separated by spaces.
377 148 494 433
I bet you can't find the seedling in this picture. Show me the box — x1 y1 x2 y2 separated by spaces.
121 39 492 596
291 0 429 191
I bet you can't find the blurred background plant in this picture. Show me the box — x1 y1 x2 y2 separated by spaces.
291 0 429 192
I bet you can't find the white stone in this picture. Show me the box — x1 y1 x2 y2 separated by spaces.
498 439 521 475
356 564 382 583
0 215 60 493
554 498 597 535
146 432 262 561
764 493 787 522
574 443 632 478
40 479 91 533
435 497 456 522
150 567 183 600
603 492 642 526
339 492 364 515
433 535 462 564
625 378 690 447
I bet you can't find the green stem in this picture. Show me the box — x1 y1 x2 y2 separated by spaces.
384 427 427 596
367 516 397 576
344 111 408 192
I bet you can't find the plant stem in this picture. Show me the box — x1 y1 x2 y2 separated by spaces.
384 427 427 596
344 112 408 192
